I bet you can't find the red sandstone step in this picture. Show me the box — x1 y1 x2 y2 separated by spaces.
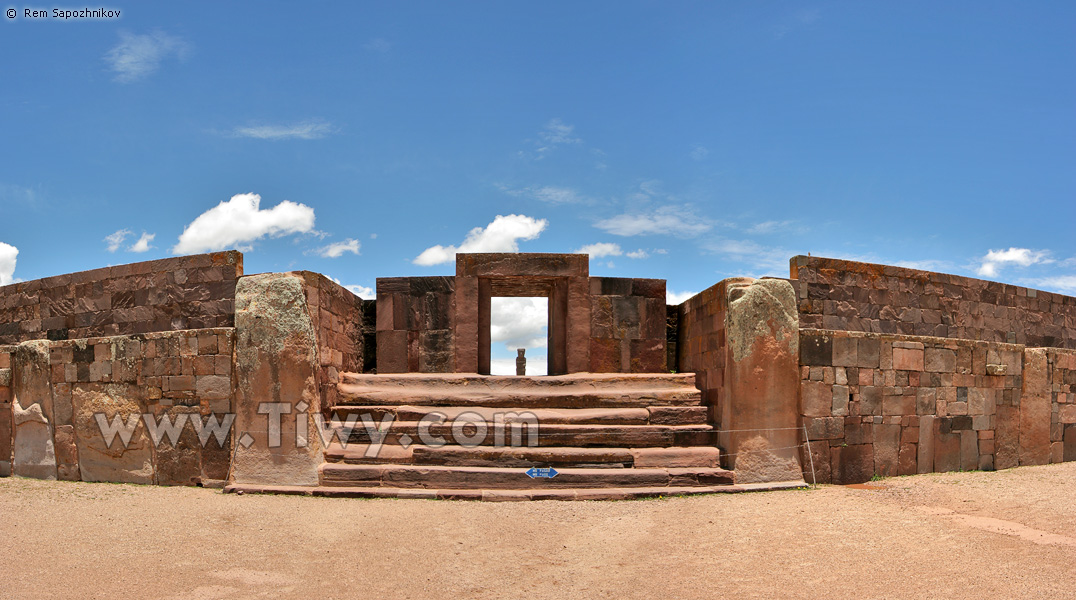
336 372 703 409
340 372 700 389
328 405 709 426
317 463 735 489
333 422 717 447
335 387 703 409
224 481 809 501
322 444 721 468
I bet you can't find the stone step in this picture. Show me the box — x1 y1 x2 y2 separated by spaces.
336 372 703 409
328 405 709 426
323 444 722 469
332 422 717 448
318 463 735 489
340 372 699 389
224 481 809 501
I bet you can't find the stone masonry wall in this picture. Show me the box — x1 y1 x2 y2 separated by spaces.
1046 349 1076 462
677 278 748 430
0 346 11 476
588 277 666 373
6 329 233 486
295 272 366 408
799 329 1076 484
376 276 455 373
0 251 243 345
791 255 1076 349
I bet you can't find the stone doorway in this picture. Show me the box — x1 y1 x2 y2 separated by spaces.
489 296 549 375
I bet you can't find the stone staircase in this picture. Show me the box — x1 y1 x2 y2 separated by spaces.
310 372 742 500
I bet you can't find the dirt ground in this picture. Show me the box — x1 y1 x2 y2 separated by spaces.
2 463 1075 600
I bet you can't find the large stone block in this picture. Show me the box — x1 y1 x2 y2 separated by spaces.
72 383 153 484
724 279 801 482
12 340 57 480
873 423 900 476
232 273 323 486
1019 348 1051 466
832 443 874 484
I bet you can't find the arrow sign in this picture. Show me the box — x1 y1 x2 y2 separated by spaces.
525 467 559 479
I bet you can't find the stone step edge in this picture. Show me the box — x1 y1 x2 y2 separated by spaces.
223 480 807 502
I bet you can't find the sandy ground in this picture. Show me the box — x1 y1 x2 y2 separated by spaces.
2 463 1075 600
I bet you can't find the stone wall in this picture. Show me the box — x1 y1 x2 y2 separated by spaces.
791 255 1076 349
295 272 366 408
5 329 234 485
799 329 1076 484
376 276 455 373
0 251 242 345
0 346 12 476
677 278 744 429
588 277 666 373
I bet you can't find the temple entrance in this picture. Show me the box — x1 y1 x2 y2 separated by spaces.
488 297 548 375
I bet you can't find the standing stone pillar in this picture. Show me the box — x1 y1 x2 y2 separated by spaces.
516 348 526 376
723 279 802 483
11 340 58 480
231 274 323 486
1019 348 1051 466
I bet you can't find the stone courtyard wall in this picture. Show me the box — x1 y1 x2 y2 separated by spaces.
588 277 666 373
2 329 234 485
295 272 366 408
799 329 1076 484
0 251 242 345
791 255 1076 348
376 276 455 373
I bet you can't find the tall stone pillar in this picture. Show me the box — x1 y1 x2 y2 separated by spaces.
723 279 802 483
231 273 323 486
11 340 58 480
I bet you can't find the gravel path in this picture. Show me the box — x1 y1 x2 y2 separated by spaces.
2 463 1075 599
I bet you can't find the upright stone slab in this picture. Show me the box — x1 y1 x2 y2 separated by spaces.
231 273 323 486
723 279 802 483
11 340 57 480
1019 348 1051 466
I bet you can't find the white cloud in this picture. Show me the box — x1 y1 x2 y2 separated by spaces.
1029 275 1076 295
229 120 334 140
540 118 581 146
345 284 375 299
173 193 316 255
105 229 132 252
491 297 548 350
105 30 187 83
413 214 547 266
706 238 793 274
129 232 155 253
977 247 1052 278
746 220 795 235
575 243 622 259
667 290 697 305
0 242 17 286
501 185 585 204
317 238 361 258
690 145 709 161
596 206 712 237
626 249 649 259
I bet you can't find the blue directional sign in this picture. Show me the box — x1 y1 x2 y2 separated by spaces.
525 467 559 479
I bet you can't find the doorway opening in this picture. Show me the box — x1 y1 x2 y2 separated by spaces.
489 297 548 375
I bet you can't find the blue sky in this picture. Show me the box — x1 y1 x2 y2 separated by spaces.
2 1 1075 311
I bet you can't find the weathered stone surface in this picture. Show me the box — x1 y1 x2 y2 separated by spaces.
53 424 79 481
12 340 57 479
232 273 323 486
917 415 935 473
832 443 874 484
72 383 153 484
724 279 801 482
873 423 900 476
153 407 203 486
12 396 57 479
1019 348 1051 466
995 404 1020 470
